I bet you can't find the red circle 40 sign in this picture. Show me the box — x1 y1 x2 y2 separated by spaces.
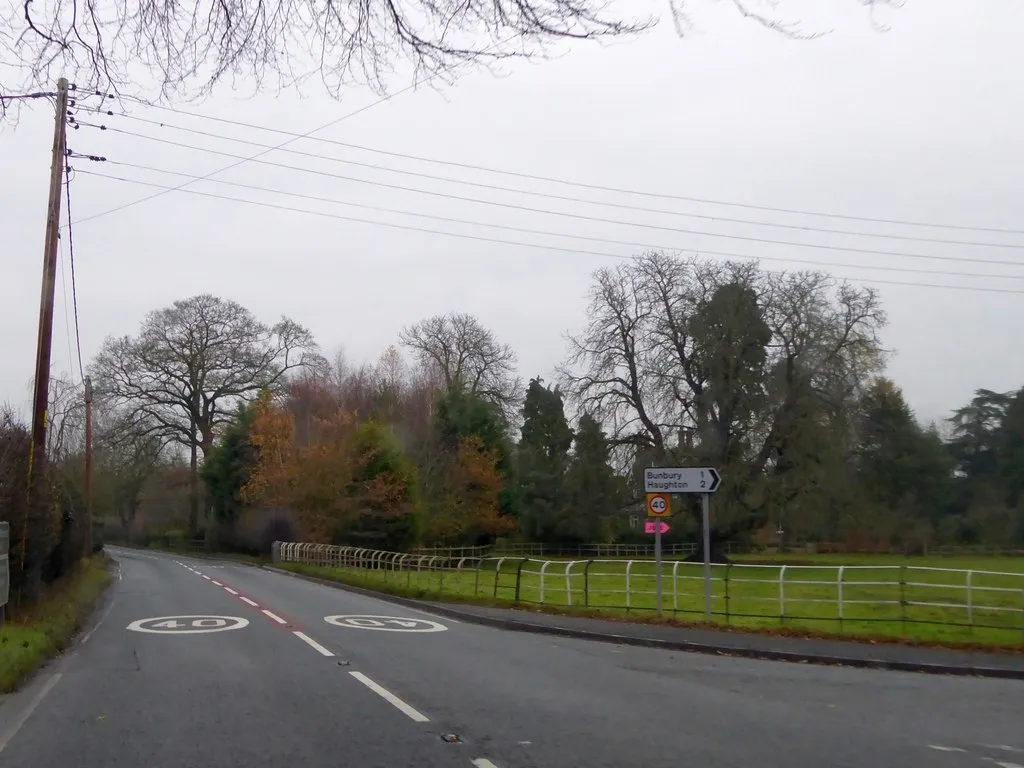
646 493 671 518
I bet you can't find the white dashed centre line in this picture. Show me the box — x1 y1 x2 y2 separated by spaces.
262 609 288 625
202 575 211 580
929 746 967 753
212 581 223 586
239 597 259 607
293 631 335 657
224 587 239 595
349 671 429 723
471 759 501 768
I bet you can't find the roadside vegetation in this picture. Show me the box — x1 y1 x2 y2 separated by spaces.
0 557 111 693
2 404 109 695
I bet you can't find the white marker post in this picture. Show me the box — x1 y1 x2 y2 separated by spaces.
644 467 721 621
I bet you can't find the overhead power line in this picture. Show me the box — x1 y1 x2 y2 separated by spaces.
66 85 432 225
90 158 1024 284
95 98 1024 238
64 166 85 380
73 110 1024 250
71 35 517 225
70 122 1024 270
71 168 1024 296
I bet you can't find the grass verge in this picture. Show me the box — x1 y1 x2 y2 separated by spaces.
0 558 113 693
274 561 1024 653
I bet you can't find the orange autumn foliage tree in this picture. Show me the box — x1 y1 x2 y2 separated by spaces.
242 391 358 543
427 435 515 544
242 391 422 548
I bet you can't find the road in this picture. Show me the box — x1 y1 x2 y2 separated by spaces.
1 547 1021 768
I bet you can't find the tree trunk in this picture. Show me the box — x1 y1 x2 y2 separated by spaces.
199 434 216 551
189 438 199 539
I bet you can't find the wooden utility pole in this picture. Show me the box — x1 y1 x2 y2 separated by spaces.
84 375 93 557
22 78 70 573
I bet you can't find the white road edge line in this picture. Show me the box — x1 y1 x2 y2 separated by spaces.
240 597 259 607
224 587 239 595
349 671 429 723
0 674 62 755
262 609 288 624
293 631 335 657
80 598 116 645
471 760 501 768
929 746 967 753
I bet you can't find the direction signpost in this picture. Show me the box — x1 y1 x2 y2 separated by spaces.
644 467 721 620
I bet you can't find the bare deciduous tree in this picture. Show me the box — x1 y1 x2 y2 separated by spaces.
93 403 168 534
400 312 521 422
45 376 85 462
0 0 901 110
1 0 650 104
560 250 886 553
90 293 324 536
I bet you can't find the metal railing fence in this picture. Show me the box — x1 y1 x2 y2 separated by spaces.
272 542 1024 643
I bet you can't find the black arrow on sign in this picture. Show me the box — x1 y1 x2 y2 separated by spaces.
707 468 722 492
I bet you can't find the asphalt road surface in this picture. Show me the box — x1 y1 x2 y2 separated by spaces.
1 548 1022 768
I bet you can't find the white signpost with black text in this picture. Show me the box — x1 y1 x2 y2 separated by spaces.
644 467 721 619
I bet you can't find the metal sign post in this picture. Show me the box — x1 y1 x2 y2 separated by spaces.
645 493 671 616
644 467 721 621
702 493 712 620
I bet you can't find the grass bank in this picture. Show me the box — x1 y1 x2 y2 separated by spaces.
0 558 112 693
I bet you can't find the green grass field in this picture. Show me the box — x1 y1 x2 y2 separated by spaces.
0 558 112 693
281 552 1024 649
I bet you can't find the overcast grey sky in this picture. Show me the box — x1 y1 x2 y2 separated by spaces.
2 0 1022 426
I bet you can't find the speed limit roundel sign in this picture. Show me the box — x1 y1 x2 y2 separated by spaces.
646 493 671 518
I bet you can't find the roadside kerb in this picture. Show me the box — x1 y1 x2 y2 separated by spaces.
260 565 1024 681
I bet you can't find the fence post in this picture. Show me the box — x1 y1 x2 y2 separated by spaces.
514 558 529 602
493 557 506 598
474 559 484 596
778 565 787 624
724 563 732 624
900 565 907 636
966 569 974 629
584 560 593 607
625 560 633 612
539 560 551 604
671 560 680 612
837 566 845 630
564 561 576 607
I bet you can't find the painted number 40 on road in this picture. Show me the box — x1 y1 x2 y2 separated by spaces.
127 615 250 634
324 615 447 633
